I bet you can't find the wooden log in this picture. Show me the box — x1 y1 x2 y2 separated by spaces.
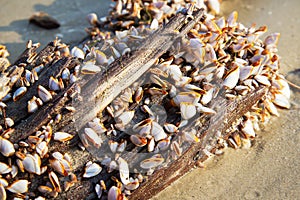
7 8 205 143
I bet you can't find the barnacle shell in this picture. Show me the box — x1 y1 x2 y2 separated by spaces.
13 86 27 101
0 136 15 157
7 180 29 193
83 162 102 178
38 85 52 102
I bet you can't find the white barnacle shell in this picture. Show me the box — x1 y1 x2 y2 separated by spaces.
178 119 188 128
28 97 39 113
134 87 144 104
272 91 290 109
5 117 14 127
95 184 102 199
22 153 41 175
130 135 147 147
163 123 178 133
0 162 12 174
61 68 70 80
196 103 216 114
264 99 279 117
49 76 60 91
182 130 200 143
116 110 134 126
274 76 290 99
0 136 15 157
38 85 52 103
184 84 206 93
49 158 71 177
86 13 99 26
180 102 197 120
176 76 192 87
36 141 48 158
115 30 129 41
83 128 103 148
147 138 155 152
49 171 61 192
110 46 121 58
11 165 18 178
172 91 201 106
83 162 102 178
117 157 130 185
151 121 167 142
254 74 271 86
25 69 34 84
0 178 8 187
53 132 74 142
223 65 240 89
1 93 11 101
150 18 159 30
117 140 127 153
125 178 140 191
169 64 183 82
7 180 29 194
81 62 101 74
216 16 226 29
264 33 280 49
228 138 238 149
52 151 64 160
156 136 171 151
205 43 217 62
201 87 214 105
227 11 238 27
189 38 205 55
13 86 27 101
108 140 118 153
107 160 118 173
0 183 6 200
132 119 152 136
71 46 85 59
107 56 115 65
239 66 253 81
241 119 256 138
235 85 250 96
88 119 107 134
107 186 121 200
95 49 108 65
140 154 164 169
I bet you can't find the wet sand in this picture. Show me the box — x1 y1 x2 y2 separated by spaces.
0 0 299 199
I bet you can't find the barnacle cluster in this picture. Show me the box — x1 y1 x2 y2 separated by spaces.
0 0 291 199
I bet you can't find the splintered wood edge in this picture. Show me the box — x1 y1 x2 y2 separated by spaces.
130 87 268 200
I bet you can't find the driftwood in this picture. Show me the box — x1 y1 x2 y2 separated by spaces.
0 8 269 200
130 87 267 199
7 8 205 143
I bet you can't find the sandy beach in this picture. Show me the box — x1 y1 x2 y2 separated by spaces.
0 0 299 199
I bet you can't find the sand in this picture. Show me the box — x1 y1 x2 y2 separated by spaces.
0 0 299 199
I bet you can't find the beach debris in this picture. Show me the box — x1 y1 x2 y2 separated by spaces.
0 0 292 199
29 11 60 29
